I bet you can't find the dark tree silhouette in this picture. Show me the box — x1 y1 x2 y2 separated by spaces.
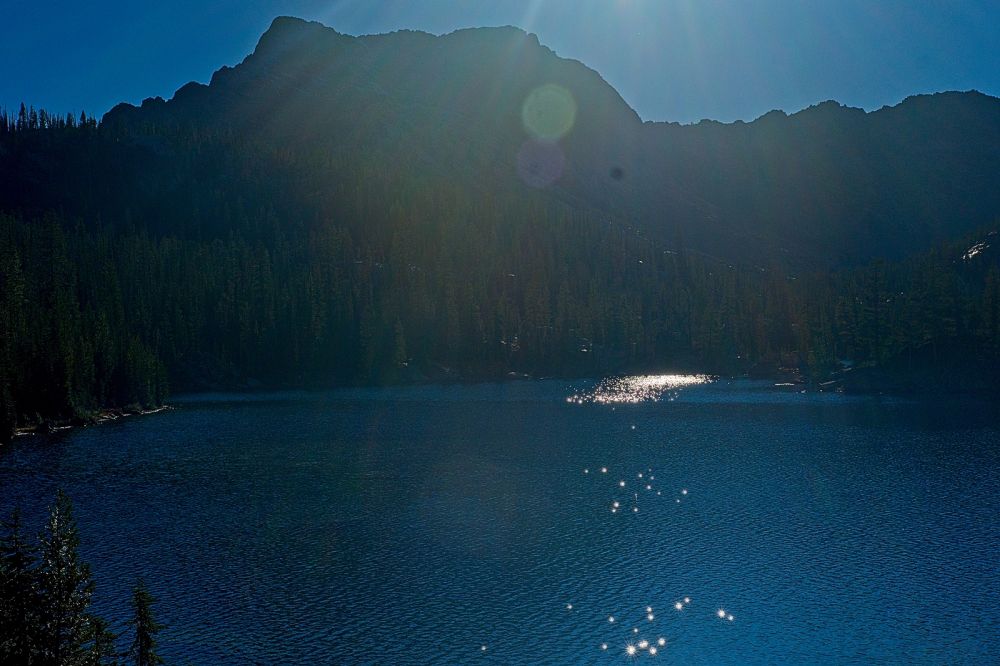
127 579 164 666
36 491 99 666
88 615 120 666
0 507 41 662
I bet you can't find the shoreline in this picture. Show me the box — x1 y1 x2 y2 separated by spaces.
12 405 172 440
8 362 999 444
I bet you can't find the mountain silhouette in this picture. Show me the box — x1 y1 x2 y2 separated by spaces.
98 16 1000 267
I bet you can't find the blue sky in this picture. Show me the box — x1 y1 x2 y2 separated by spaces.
2 0 996 124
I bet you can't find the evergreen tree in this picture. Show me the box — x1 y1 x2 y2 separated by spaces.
0 507 41 663
86 615 120 666
126 579 163 666
0 378 14 445
36 491 98 666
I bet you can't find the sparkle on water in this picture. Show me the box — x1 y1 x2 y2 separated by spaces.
567 374 712 405
594 601 697 661
586 461 692 519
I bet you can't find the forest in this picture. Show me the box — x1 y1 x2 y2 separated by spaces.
1 104 998 442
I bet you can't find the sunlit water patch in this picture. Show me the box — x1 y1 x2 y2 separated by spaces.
568 374 713 404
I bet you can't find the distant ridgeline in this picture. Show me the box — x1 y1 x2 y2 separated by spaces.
1 17 999 438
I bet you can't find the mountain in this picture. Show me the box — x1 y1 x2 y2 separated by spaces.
1 17 998 437
99 16 1000 267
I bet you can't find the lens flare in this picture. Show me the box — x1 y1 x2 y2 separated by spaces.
521 84 576 140
516 139 564 188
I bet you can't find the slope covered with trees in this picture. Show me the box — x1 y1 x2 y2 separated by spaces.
0 17 998 439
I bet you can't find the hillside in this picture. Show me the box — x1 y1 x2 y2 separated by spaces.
0 17 998 438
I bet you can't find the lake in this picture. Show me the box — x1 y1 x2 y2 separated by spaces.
1 378 998 664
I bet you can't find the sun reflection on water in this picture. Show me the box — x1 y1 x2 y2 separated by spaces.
567 374 712 404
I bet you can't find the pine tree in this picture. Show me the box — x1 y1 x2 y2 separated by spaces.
0 377 14 445
37 491 98 666
126 579 164 666
86 615 120 666
0 507 41 663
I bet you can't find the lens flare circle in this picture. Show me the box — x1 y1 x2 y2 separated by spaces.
516 139 565 188
521 84 577 140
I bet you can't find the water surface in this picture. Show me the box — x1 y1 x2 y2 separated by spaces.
1 379 997 663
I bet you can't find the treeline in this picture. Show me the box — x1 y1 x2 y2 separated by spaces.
0 492 164 665
1 113 998 439
0 103 99 133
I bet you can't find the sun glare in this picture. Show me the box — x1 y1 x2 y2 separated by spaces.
567 374 712 404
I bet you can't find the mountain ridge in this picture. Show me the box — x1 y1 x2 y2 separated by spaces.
107 15 994 129
100 17 999 268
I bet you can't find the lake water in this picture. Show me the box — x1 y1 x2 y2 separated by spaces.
1 379 998 664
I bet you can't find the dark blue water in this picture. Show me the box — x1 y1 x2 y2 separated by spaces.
1 379 998 664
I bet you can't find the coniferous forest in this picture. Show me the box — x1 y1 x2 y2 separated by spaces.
1 103 999 442
0 19 998 442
